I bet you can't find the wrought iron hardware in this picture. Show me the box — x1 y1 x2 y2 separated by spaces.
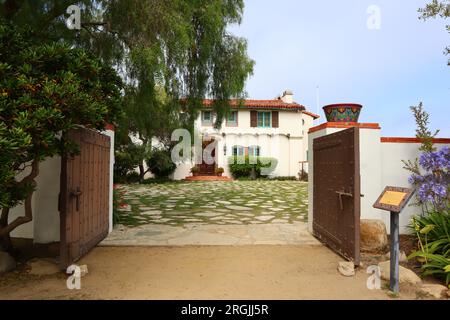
70 187 83 211
335 190 353 210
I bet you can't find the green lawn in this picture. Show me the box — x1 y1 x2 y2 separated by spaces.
114 180 308 227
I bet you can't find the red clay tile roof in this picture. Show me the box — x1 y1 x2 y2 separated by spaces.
201 99 306 111
181 98 319 118
302 110 320 119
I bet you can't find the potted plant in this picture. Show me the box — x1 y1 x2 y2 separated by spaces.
215 167 224 177
190 166 200 176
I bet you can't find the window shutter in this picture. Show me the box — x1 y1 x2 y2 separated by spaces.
250 111 257 127
272 111 279 128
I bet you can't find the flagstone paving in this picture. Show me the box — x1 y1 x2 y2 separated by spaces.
114 180 308 227
104 180 318 246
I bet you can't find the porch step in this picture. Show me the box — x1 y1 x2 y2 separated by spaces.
184 175 233 181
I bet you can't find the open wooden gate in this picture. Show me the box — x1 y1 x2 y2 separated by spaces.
60 128 111 269
313 127 361 265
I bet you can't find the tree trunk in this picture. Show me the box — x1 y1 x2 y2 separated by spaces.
0 208 13 253
0 160 39 253
139 163 146 181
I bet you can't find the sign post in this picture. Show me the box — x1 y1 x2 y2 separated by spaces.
373 186 414 294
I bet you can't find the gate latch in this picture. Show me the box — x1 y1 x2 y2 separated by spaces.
335 190 353 210
70 187 83 211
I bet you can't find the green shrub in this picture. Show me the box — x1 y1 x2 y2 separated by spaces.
228 156 278 179
114 143 148 182
146 149 177 178
269 176 298 181
408 211 450 286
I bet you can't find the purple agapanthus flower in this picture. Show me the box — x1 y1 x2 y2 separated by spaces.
410 147 450 211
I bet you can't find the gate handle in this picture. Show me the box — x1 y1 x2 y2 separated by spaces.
335 190 353 210
70 187 83 211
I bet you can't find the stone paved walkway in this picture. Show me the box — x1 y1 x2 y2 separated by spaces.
114 180 308 226
101 222 320 246
104 180 318 246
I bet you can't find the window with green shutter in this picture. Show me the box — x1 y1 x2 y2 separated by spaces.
257 112 271 128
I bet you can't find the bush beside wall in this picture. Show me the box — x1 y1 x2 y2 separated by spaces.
228 156 278 179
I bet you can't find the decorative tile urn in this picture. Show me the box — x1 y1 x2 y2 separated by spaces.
323 103 362 122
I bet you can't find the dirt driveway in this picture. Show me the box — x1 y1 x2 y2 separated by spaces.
0 245 416 300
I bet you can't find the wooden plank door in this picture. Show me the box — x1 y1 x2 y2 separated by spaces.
313 127 361 265
60 128 111 269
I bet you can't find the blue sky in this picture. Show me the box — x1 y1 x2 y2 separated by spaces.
229 0 449 137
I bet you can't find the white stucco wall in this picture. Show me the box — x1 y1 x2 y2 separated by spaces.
380 141 450 233
10 129 115 243
144 108 316 180
308 124 450 235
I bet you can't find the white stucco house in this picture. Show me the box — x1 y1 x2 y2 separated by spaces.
171 90 319 180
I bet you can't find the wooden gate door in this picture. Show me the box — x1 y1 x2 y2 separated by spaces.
60 128 111 269
313 127 361 265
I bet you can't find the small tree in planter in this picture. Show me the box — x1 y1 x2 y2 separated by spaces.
190 166 200 176
0 23 123 252
215 167 224 177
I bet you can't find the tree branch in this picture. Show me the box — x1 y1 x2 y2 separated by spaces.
0 191 33 237
0 160 39 237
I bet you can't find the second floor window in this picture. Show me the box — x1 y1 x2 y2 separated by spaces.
257 111 271 128
202 111 212 125
227 111 238 126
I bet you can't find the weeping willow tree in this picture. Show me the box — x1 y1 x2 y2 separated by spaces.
2 0 254 147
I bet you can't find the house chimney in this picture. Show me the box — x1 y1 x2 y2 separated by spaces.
281 90 294 104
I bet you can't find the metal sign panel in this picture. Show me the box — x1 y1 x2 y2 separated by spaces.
373 186 414 213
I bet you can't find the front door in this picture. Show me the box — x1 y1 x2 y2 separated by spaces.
199 139 216 175
313 127 361 265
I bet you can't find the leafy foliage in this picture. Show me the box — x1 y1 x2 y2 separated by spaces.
146 149 177 178
114 142 149 182
403 103 448 211
1 0 254 152
418 0 450 65
409 212 450 286
0 21 123 244
228 156 278 179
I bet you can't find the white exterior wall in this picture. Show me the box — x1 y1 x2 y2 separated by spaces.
189 109 315 179
380 141 450 233
10 129 115 242
308 124 450 235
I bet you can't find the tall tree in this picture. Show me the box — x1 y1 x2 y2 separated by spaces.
2 1 254 178
419 0 450 65
0 22 123 251
1 0 254 137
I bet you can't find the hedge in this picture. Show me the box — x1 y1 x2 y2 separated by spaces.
228 156 278 178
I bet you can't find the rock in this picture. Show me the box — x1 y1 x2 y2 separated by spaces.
337 261 355 277
360 219 388 253
384 250 408 263
378 260 422 285
417 284 447 299
28 259 60 276
447 290 450 298
0 251 16 274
